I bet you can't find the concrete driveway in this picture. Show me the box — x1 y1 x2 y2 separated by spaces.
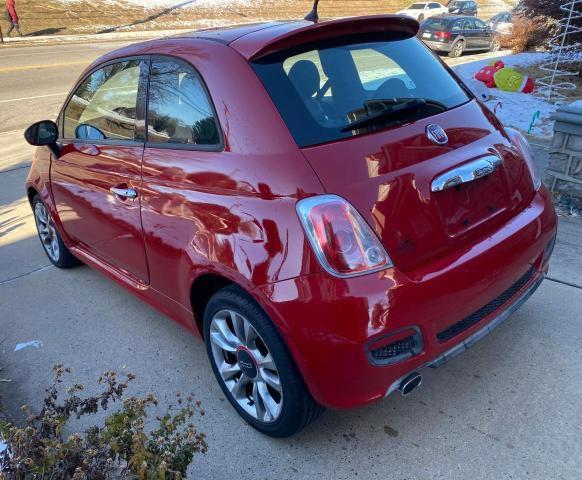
1 40 582 480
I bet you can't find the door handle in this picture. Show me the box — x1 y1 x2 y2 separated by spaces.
431 155 502 192
110 187 138 199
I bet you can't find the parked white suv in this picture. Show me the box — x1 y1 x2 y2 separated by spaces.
396 2 449 22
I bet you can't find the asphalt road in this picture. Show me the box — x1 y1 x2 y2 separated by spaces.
1 39 582 480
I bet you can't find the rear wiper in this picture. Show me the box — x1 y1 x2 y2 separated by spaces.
341 98 445 133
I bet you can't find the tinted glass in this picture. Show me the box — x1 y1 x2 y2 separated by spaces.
252 36 470 147
409 3 427 9
474 18 487 28
147 59 220 146
452 20 463 30
64 60 144 141
428 3 440 8
424 18 452 29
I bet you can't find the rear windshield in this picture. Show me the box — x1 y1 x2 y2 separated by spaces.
252 35 471 147
408 3 427 8
422 18 452 29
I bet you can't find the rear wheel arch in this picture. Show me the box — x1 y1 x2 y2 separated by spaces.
27 186 38 206
190 273 235 337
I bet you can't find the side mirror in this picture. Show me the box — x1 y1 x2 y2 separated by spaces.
24 120 59 146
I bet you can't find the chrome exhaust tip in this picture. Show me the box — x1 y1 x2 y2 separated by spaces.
398 372 422 396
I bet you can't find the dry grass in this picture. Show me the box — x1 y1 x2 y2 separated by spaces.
520 62 582 103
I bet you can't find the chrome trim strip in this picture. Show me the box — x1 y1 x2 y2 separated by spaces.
431 154 502 192
385 271 545 397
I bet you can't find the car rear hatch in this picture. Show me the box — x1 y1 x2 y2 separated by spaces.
248 17 537 274
418 18 452 42
300 101 536 273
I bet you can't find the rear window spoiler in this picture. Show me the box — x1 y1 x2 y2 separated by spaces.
233 15 420 61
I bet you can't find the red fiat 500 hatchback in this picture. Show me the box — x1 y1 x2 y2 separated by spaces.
25 16 557 437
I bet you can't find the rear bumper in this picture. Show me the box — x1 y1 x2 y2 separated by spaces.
386 268 545 395
255 188 557 409
422 39 453 52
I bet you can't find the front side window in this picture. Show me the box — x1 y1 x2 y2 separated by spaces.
252 35 470 147
474 18 487 29
64 60 144 141
147 59 220 146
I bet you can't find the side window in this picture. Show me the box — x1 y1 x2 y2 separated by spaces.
452 20 463 31
147 59 220 146
474 18 487 29
64 60 144 141
465 19 476 29
350 48 415 92
429 3 439 8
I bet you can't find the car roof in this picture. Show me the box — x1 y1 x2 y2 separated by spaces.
97 15 419 64
171 21 286 45
432 15 474 20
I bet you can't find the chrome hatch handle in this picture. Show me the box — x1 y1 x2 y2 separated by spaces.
431 155 502 192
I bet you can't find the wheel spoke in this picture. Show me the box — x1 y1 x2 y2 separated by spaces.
244 319 258 345
256 352 276 370
230 310 247 344
257 381 278 421
210 318 239 352
219 361 241 381
261 368 282 393
252 382 266 421
230 375 249 400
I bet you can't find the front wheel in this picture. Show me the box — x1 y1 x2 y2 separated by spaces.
32 195 81 268
448 40 465 58
203 285 323 437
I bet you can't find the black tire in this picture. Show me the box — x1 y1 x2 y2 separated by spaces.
203 285 324 437
448 39 465 58
32 195 81 269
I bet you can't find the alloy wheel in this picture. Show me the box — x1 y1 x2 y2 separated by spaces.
209 309 283 423
34 202 60 262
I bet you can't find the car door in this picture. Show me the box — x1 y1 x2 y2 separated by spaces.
427 3 442 17
474 17 491 48
51 58 150 283
462 18 478 49
140 57 223 302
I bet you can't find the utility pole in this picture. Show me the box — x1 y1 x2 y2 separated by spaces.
0 24 4 44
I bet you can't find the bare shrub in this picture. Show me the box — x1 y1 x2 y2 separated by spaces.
0 365 207 479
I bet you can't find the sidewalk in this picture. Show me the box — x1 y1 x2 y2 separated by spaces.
0 27 195 47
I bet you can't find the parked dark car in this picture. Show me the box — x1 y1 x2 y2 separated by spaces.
487 11 513 35
447 0 478 16
419 15 500 57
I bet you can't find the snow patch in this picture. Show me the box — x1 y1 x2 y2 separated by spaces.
14 340 43 352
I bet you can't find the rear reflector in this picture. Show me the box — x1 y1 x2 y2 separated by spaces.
367 327 423 365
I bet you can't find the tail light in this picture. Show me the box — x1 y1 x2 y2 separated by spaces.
506 127 542 190
296 195 393 278
435 31 452 40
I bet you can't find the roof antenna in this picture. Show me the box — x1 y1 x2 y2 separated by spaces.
304 0 320 22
